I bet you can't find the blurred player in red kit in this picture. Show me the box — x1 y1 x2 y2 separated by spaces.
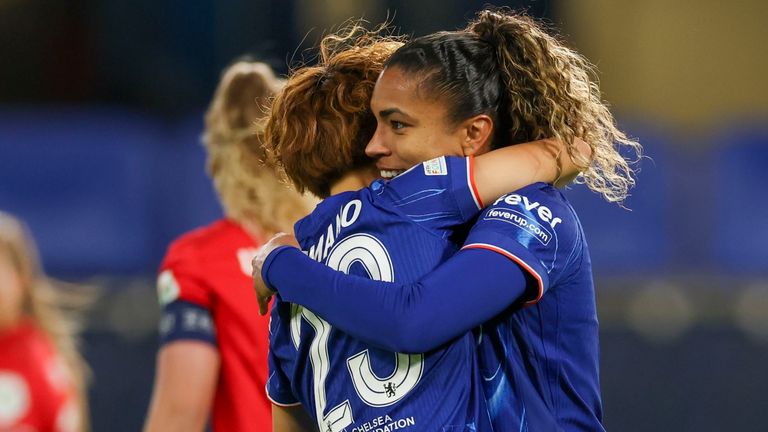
0 212 89 432
143 61 313 432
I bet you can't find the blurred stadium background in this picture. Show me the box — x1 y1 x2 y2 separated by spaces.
1 0 767 430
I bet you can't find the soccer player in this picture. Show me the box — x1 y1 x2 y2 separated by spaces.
254 9 642 432
0 212 88 432
259 26 587 431
143 62 313 432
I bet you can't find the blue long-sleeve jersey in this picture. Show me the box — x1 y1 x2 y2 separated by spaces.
266 156 494 431
265 183 604 432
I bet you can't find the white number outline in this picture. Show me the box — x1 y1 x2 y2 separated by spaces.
290 233 424 431
290 305 353 431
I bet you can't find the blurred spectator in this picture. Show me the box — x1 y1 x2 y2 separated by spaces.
0 212 89 432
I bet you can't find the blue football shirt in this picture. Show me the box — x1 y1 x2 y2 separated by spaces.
267 156 493 431
463 183 603 431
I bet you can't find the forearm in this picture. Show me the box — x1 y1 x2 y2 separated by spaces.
143 342 219 432
264 247 528 353
144 403 207 432
474 138 589 204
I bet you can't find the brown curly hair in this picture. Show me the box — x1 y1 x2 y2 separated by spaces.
203 61 312 234
264 26 404 198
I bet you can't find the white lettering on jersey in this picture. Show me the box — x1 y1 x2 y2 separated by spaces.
351 415 416 432
325 234 393 282
327 235 423 407
347 349 423 407
492 194 563 229
289 233 423 431
485 209 553 246
290 305 354 432
307 199 363 262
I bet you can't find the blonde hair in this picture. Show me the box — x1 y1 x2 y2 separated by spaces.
264 26 404 198
203 61 312 234
0 212 90 432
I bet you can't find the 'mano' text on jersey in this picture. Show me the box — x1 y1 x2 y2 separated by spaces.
267 156 492 432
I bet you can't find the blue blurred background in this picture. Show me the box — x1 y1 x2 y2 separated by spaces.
1 0 767 430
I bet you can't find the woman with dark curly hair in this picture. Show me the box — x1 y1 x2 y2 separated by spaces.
255 8 640 431
258 20 587 430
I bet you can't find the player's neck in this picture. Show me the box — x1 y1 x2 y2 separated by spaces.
329 166 378 195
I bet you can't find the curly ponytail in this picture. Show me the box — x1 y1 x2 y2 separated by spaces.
468 8 642 202
384 8 641 203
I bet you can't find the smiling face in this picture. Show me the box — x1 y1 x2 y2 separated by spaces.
366 66 472 178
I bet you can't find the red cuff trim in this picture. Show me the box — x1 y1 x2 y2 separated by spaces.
462 242 545 305
467 156 484 209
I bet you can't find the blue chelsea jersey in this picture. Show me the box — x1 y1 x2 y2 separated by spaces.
463 183 603 432
267 157 493 432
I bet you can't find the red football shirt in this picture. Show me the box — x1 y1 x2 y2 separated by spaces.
157 218 271 431
0 320 79 432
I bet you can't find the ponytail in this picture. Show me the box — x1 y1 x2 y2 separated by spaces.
468 8 642 202
204 61 312 235
384 7 641 203
469 10 559 145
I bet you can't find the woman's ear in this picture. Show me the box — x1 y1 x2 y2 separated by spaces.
460 114 494 156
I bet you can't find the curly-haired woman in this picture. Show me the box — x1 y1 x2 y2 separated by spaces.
255 8 641 432
257 18 591 430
